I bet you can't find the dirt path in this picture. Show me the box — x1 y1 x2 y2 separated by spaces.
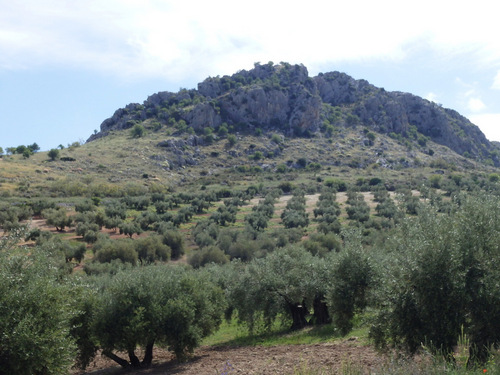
79 340 382 375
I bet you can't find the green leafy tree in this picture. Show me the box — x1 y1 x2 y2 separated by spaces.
27 142 40 153
16 145 27 154
134 235 170 264
210 205 236 226
281 193 309 229
42 208 73 231
130 123 145 138
188 246 229 268
228 246 328 332
161 229 185 260
93 265 225 367
326 230 373 335
245 211 269 232
371 195 500 365
94 239 138 265
118 221 143 238
48 148 60 161
22 148 32 158
345 191 370 223
0 230 77 374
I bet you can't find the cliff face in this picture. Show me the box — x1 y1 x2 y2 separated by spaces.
87 62 498 165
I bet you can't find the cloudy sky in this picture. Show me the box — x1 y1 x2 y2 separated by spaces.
2 0 500 151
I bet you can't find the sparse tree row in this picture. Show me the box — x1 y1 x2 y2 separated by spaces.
3 180 500 373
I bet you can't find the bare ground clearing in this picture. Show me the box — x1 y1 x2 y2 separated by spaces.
78 339 381 375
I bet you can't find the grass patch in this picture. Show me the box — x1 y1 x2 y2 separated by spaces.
203 318 369 348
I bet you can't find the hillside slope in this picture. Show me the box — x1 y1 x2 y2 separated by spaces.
88 62 499 166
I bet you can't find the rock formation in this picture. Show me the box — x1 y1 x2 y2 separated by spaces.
87 62 499 166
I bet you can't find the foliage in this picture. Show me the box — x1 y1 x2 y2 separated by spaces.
118 221 143 238
130 123 145 138
228 246 328 332
0 229 77 374
370 194 500 365
281 191 309 228
188 246 229 268
345 191 370 223
94 238 138 265
161 228 185 260
48 148 60 161
0 203 33 233
93 265 225 366
326 230 373 335
42 207 73 231
134 235 171 264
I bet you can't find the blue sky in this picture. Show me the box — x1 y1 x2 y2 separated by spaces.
2 0 500 151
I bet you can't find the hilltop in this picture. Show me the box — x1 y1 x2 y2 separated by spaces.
1 62 499 199
89 62 499 166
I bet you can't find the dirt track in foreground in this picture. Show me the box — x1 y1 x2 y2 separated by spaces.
79 339 381 375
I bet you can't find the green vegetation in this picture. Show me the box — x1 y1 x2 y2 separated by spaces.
3 76 500 373
48 148 60 161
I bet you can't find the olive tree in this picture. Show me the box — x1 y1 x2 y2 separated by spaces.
42 208 73 231
371 194 500 365
92 265 225 367
228 246 327 331
0 228 77 374
326 230 373 335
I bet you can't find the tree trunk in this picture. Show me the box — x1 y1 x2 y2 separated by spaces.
102 350 130 368
288 301 308 330
128 350 141 367
142 341 155 367
312 295 331 325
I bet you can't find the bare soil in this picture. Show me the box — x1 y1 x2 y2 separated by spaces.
78 339 381 375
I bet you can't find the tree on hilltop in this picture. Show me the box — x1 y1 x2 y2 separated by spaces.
48 148 60 161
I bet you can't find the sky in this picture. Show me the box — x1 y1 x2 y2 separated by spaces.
2 0 500 151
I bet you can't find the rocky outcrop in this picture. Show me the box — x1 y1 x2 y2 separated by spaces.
87 62 499 165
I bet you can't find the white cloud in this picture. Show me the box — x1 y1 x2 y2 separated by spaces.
468 113 500 142
2 0 500 81
493 71 500 90
467 97 486 112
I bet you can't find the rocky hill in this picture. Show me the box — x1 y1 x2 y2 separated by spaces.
87 62 500 166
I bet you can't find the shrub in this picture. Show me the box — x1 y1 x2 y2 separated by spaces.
276 163 287 173
161 229 185 260
188 246 229 268
134 235 170 264
271 133 282 144
130 123 145 138
48 148 60 161
278 181 294 193
227 134 237 146
94 239 138 265
324 178 347 192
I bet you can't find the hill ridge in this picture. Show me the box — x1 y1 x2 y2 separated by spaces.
88 62 499 166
